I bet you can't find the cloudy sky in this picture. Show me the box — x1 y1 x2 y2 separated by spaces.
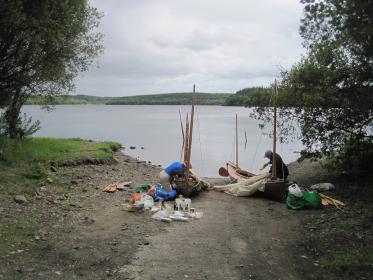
75 0 305 97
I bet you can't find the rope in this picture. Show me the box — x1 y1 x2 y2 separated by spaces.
251 123 264 170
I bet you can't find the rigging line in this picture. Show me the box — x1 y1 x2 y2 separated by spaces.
249 83 278 171
195 106 205 176
179 109 185 147
251 126 264 171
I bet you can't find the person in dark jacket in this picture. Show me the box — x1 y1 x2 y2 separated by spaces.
262 150 289 180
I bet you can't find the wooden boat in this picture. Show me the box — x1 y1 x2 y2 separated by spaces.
173 85 209 197
219 114 256 181
263 80 290 201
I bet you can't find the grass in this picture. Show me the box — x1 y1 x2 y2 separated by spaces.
0 218 37 253
0 137 121 163
0 137 121 193
297 198 373 280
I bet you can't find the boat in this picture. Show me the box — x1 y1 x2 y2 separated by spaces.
173 85 209 197
262 80 291 201
219 114 256 181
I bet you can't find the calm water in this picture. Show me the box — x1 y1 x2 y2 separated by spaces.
23 105 303 177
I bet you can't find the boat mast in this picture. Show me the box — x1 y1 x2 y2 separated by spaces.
271 80 277 179
235 113 238 167
185 84 196 178
183 113 189 163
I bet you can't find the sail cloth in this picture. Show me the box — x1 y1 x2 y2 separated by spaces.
213 174 267 197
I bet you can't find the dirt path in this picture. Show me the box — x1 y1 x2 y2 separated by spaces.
120 191 301 280
1 153 307 280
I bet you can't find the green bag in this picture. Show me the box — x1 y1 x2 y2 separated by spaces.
302 191 322 209
136 184 151 193
286 192 306 210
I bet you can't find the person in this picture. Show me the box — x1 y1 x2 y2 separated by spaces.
261 150 289 180
159 161 186 186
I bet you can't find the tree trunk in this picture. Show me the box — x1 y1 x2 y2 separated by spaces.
5 91 23 138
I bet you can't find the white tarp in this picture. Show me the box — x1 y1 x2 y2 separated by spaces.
213 174 267 197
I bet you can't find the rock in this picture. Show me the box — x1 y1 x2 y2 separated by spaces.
50 166 57 172
39 186 47 192
310 183 335 191
14 195 27 204
15 267 23 273
129 146 136 149
141 147 145 149
69 202 82 208
46 177 53 183
70 180 78 185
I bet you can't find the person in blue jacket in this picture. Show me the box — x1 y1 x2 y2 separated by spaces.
159 161 187 185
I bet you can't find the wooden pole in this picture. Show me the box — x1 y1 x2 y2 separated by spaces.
235 113 238 167
186 84 196 178
272 80 277 179
184 113 189 163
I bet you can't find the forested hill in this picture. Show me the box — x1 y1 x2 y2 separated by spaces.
26 93 232 105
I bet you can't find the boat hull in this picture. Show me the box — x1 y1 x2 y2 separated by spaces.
226 161 256 181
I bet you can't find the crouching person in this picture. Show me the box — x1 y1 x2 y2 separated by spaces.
159 161 186 190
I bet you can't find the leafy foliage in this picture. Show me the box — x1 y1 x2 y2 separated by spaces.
0 0 103 137
0 112 40 138
223 87 272 106
252 0 373 174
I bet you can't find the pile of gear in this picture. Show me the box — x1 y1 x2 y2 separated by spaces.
124 161 205 222
127 184 203 223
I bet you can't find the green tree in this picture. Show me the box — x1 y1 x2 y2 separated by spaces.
0 0 103 138
253 0 373 170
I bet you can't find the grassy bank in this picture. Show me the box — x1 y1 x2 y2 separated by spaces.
0 137 122 270
0 137 121 192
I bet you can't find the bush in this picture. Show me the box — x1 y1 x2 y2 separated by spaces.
323 136 373 177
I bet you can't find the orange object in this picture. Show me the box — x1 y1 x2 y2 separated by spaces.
130 193 144 204
147 187 156 197
103 183 118 193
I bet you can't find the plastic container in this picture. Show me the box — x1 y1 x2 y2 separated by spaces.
143 195 154 209
288 183 303 198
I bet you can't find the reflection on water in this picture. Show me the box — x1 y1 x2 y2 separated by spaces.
23 105 303 177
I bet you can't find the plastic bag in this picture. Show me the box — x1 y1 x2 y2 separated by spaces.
151 210 168 221
286 192 306 210
288 183 303 198
170 211 188 222
143 195 154 209
154 185 177 201
131 193 144 204
303 191 322 209
136 184 152 193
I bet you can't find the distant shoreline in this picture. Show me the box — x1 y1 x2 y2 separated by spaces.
26 92 233 106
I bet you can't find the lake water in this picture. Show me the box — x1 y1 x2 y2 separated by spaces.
23 105 303 177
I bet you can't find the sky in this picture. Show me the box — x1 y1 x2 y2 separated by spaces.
75 0 305 97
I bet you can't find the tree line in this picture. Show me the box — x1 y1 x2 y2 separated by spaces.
26 93 232 105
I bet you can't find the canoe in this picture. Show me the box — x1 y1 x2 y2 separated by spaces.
226 161 256 181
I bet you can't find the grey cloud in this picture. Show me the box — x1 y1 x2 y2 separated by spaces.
75 0 305 96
